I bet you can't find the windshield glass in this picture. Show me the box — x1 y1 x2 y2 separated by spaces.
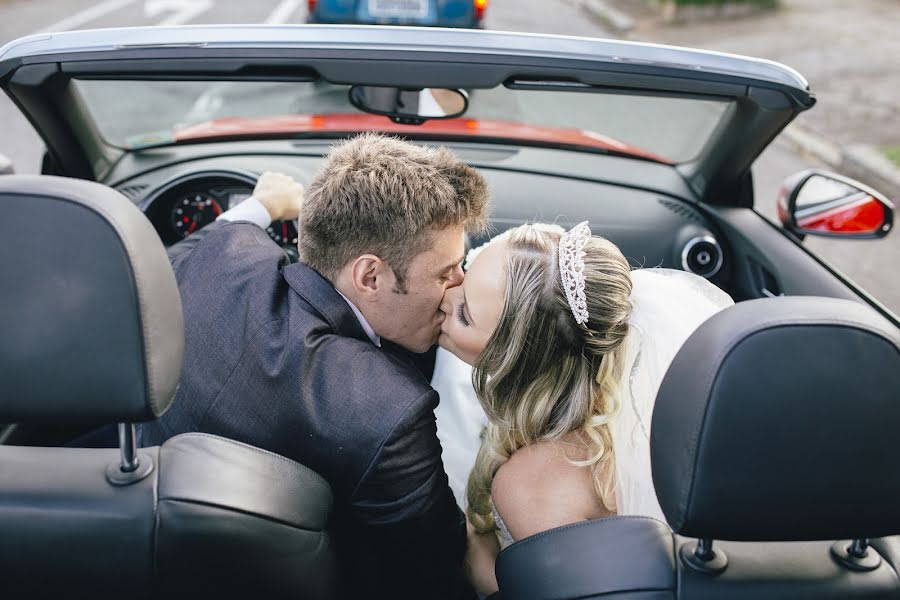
72 79 733 163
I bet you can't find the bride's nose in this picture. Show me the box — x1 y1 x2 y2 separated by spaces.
440 286 459 315
439 296 452 316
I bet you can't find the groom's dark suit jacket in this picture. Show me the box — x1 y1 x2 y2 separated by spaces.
141 220 467 599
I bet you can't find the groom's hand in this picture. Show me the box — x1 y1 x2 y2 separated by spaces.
254 171 304 221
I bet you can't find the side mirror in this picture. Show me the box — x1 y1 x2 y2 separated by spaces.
348 86 468 125
777 170 893 239
0 154 14 175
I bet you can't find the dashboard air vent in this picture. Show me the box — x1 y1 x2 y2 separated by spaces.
118 184 149 201
658 198 701 223
681 236 723 279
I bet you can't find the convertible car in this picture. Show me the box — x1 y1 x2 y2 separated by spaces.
1 25 898 599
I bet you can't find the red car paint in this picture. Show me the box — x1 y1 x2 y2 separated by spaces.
174 113 672 164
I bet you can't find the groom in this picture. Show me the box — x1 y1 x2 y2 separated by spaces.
141 133 490 599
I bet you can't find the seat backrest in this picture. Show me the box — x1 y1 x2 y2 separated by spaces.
496 518 900 600
0 175 335 598
154 433 334 598
496 296 900 600
495 516 677 600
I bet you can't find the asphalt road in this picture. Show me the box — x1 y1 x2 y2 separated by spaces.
0 0 895 314
636 0 900 150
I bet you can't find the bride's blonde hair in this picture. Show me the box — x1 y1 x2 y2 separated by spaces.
466 224 633 533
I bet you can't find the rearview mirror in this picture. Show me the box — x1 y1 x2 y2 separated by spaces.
0 154 13 175
777 170 894 239
349 86 468 124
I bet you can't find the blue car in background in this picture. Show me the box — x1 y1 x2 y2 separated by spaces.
307 0 487 28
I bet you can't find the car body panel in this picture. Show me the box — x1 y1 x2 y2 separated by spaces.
0 25 810 90
171 113 673 163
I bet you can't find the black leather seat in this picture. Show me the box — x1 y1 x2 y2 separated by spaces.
495 296 900 599
0 175 335 598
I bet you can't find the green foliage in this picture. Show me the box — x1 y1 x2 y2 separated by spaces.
884 147 900 168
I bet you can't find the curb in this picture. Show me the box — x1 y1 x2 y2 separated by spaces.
780 124 841 167
578 0 635 33
575 0 900 202
780 124 900 201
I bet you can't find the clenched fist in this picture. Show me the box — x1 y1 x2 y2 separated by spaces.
253 171 304 222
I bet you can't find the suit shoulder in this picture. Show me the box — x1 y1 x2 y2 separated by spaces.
216 221 283 255
304 336 437 451
174 220 279 263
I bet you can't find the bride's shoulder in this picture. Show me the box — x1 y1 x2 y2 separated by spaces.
494 440 574 498
493 439 604 540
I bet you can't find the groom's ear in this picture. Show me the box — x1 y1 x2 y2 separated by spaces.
349 254 387 298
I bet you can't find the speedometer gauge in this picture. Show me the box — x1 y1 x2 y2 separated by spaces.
267 221 297 246
171 193 222 238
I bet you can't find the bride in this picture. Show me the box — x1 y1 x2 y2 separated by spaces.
432 222 733 595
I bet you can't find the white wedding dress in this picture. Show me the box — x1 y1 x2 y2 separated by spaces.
432 268 734 525
432 347 489 508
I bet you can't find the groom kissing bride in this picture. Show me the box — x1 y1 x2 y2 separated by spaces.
142 133 732 599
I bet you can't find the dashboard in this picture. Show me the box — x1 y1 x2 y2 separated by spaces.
141 170 298 255
117 142 728 285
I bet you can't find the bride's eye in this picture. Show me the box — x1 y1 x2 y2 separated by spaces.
456 303 470 327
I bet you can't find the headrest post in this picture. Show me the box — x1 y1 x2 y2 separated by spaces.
849 538 870 558
680 539 728 574
831 538 881 571
695 538 715 561
118 423 139 473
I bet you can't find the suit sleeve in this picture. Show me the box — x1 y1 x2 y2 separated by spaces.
350 389 471 600
165 219 230 271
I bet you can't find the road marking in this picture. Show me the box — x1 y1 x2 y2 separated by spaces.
144 0 215 26
38 0 138 33
264 0 302 24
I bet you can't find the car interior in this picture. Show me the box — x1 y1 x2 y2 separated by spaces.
2 163 899 598
0 176 335 598
1 25 899 599
496 295 900 599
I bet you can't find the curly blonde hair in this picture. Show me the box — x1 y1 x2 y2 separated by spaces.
466 224 632 533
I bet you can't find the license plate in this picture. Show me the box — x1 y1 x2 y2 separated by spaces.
368 0 428 19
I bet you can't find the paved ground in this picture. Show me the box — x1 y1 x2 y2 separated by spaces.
623 0 900 150
615 0 900 313
0 0 896 313
0 0 319 174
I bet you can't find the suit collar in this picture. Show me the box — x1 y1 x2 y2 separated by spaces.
282 262 372 345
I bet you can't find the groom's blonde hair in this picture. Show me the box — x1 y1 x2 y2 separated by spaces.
466 224 633 533
299 132 489 292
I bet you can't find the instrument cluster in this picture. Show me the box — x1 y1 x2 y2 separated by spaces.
139 172 298 252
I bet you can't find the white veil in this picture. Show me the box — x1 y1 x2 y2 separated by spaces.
609 268 734 521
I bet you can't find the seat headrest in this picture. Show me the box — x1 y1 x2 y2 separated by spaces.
0 175 183 424
651 296 900 542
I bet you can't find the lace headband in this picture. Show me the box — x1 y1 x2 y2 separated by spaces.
558 221 591 325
